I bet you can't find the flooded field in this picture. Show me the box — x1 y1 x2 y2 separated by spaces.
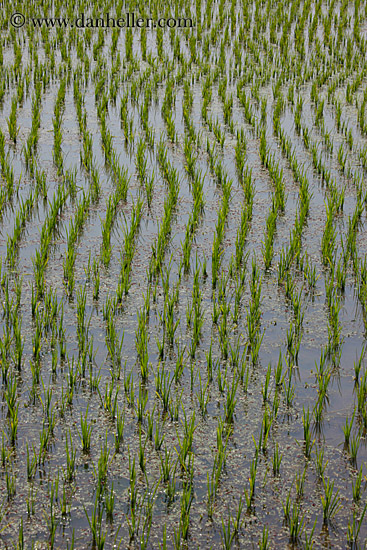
1 0 367 548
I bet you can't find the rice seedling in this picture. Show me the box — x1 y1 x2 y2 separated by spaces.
283 376 295 409
259 525 270 550
347 502 367 547
302 407 314 459
314 445 328 478
262 364 272 403
220 515 236 550
179 482 193 540
26 442 38 480
286 500 305 542
64 431 77 483
320 477 342 523
351 465 363 503
84 493 107 549
295 466 308 499
349 432 361 466
154 419 165 452
342 410 356 447
272 443 282 476
7 97 19 143
77 406 93 453
26 485 37 517
196 372 210 417
224 375 239 424
6 466 16 500
244 454 258 513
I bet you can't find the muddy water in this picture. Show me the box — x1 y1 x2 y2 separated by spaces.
0 1 367 549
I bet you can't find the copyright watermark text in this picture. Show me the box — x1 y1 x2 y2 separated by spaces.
10 12 194 30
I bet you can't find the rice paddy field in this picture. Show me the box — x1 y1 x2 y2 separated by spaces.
1 0 367 547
